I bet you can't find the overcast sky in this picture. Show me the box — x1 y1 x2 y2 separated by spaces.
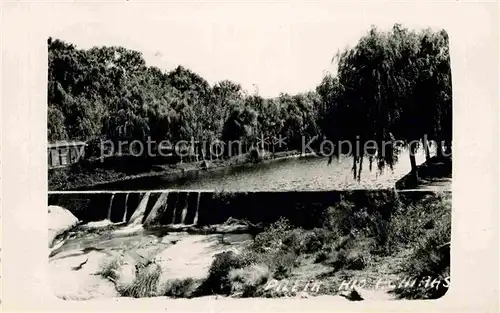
44 1 452 98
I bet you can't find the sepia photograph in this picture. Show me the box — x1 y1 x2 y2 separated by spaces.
44 3 455 304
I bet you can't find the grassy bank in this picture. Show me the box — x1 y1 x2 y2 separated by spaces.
49 150 303 191
198 191 451 299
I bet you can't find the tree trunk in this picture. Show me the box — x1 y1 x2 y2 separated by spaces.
409 141 419 181
357 151 364 182
423 136 431 161
444 140 452 157
352 155 358 180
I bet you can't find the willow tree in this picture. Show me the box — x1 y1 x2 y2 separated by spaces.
333 26 406 180
323 24 451 181
414 29 452 159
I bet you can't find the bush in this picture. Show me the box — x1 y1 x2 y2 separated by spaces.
229 264 270 297
163 278 197 298
251 218 291 252
200 251 249 295
120 263 162 298
393 203 451 299
315 250 330 263
385 193 451 254
272 251 298 280
284 228 331 255
323 199 364 236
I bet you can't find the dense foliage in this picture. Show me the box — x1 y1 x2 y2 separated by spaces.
48 24 451 177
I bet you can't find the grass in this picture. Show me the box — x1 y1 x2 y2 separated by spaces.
98 255 163 298
119 263 162 298
98 256 122 282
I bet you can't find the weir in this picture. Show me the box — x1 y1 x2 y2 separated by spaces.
48 189 449 229
107 193 115 221
128 192 151 226
122 193 129 223
193 192 201 225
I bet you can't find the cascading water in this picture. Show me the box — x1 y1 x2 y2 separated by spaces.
171 195 179 224
128 192 151 226
122 193 129 223
193 192 201 225
180 192 189 224
143 192 169 226
107 193 115 221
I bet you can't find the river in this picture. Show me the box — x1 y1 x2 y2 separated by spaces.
90 148 427 191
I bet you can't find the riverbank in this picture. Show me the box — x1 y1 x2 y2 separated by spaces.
49 150 308 191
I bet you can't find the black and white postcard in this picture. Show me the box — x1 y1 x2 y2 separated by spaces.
1 1 498 312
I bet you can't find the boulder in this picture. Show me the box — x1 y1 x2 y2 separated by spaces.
48 205 79 248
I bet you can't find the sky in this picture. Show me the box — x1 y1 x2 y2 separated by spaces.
43 1 453 98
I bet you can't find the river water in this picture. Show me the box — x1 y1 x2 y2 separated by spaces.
94 149 427 191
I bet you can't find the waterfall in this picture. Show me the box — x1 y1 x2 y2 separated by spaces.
171 194 179 224
143 192 169 226
180 192 189 224
128 192 151 226
107 193 115 221
122 193 129 223
193 192 201 225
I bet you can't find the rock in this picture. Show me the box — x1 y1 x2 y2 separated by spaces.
115 255 137 291
80 219 114 229
339 288 364 301
48 205 79 248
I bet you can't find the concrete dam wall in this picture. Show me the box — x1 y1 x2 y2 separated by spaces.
48 190 446 229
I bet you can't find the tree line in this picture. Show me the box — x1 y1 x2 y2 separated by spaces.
48 24 451 179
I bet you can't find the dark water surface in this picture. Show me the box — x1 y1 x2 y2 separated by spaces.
88 149 426 191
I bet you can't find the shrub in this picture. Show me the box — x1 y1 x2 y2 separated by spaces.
251 218 291 252
286 228 331 254
229 264 270 297
323 199 362 236
315 250 330 263
200 251 248 295
120 263 162 298
327 249 348 269
385 193 451 254
272 251 298 280
393 208 451 299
